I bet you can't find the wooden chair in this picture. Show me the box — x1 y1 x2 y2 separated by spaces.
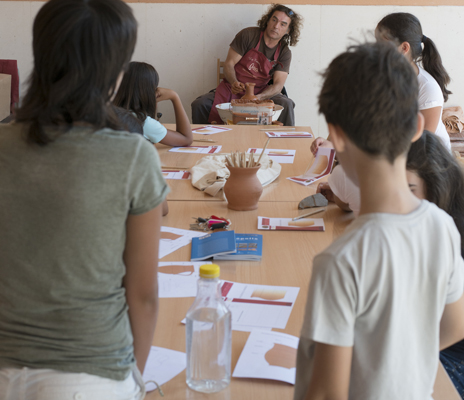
217 59 225 86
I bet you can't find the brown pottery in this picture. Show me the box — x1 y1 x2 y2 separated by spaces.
224 165 262 211
241 83 258 101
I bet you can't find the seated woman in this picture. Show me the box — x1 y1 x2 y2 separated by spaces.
113 61 193 147
0 1 168 399
406 130 464 398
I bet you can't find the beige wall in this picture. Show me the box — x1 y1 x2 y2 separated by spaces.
1 1 463 137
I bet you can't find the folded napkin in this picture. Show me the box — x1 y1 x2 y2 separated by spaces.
191 154 281 196
442 106 464 140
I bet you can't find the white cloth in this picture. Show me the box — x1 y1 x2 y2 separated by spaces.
294 201 464 400
327 165 360 216
0 366 145 400
143 116 167 143
190 154 281 196
418 66 451 151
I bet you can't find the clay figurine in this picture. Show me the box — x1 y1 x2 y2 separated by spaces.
241 83 258 101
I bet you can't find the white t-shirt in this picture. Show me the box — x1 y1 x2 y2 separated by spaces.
328 165 361 216
418 66 451 151
294 201 464 400
143 116 167 144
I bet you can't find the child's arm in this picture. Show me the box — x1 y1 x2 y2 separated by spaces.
420 107 442 134
162 199 169 216
156 88 193 147
440 293 464 350
123 204 162 372
317 182 352 212
304 342 352 400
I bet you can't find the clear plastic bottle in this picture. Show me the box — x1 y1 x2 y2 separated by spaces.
186 264 232 393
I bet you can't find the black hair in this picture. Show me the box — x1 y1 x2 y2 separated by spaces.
377 12 451 102
113 106 143 135
113 62 159 123
16 0 137 145
319 41 418 163
257 3 303 46
407 130 464 255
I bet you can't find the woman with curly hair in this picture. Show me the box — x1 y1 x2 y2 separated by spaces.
191 3 303 126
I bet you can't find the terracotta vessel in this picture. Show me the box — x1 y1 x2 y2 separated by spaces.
224 165 262 211
241 83 258 101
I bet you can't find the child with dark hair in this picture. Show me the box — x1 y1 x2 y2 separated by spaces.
311 12 451 158
376 12 452 151
406 130 464 397
0 0 168 398
294 42 464 400
113 105 144 135
113 61 193 147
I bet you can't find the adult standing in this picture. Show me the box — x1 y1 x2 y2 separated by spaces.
191 4 302 126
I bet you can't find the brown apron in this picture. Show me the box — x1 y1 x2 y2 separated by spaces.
208 32 282 124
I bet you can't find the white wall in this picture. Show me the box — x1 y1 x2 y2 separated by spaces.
1 1 463 137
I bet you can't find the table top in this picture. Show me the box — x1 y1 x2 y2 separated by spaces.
146 201 354 400
156 125 319 202
146 124 459 400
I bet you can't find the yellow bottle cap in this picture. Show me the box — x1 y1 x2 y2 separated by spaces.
200 264 220 279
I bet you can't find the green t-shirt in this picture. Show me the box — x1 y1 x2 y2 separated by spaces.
0 123 169 380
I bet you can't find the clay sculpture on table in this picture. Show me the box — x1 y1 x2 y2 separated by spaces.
298 193 328 209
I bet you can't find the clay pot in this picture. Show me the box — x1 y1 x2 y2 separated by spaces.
224 165 262 211
241 83 258 101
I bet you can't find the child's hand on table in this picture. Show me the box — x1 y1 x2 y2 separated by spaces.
317 182 335 202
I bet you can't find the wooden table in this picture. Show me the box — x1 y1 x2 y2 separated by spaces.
146 201 354 400
157 125 318 202
147 124 460 400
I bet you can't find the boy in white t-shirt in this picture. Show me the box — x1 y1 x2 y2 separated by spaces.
294 42 464 400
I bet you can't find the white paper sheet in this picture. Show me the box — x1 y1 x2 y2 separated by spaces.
287 147 335 186
247 148 296 164
265 131 313 138
180 280 298 331
258 217 325 232
221 281 299 330
159 227 207 259
192 125 232 135
158 262 210 298
233 330 299 384
169 145 222 154
161 169 190 180
142 346 186 392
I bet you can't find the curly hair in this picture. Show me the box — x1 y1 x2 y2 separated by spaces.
257 4 303 47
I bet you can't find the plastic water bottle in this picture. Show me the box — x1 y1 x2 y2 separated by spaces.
186 264 232 393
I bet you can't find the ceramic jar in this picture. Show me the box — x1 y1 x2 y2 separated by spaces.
224 165 262 211
241 83 258 101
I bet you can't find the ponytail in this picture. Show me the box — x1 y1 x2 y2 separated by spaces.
377 12 451 102
421 36 452 102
